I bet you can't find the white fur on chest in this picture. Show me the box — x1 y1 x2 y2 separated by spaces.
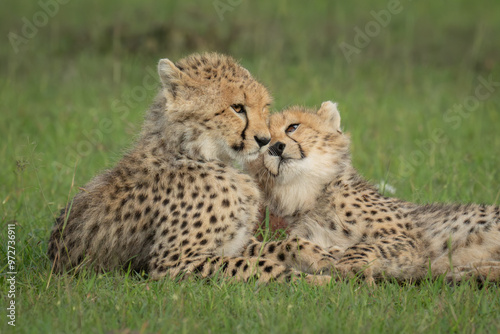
271 180 323 216
218 226 250 257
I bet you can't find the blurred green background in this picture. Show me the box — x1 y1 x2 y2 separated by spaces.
1 1 500 333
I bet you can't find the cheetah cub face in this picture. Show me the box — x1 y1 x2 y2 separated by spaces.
157 53 272 162
248 101 349 185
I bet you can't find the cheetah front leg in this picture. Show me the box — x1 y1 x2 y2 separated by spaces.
445 261 500 283
241 237 337 275
150 255 332 285
334 234 425 284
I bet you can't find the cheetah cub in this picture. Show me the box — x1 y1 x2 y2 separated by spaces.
247 101 500 283
48 53 336 284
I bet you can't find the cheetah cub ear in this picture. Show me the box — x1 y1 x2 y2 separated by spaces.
158 58 192 99
317 101 342 133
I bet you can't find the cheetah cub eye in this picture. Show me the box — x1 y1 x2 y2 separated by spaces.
231 104 246 114
285 124 300 134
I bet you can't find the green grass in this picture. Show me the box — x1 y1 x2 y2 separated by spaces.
1 1 500 333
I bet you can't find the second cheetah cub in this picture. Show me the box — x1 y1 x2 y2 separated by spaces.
248 101 500 283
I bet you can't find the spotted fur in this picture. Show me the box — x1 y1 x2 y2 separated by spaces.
247 101 500 283
47 54 335 284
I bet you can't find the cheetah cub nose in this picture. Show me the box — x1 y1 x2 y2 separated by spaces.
255 136 271 148
269 141 286 157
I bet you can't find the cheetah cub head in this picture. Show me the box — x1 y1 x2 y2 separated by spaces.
153 53 272 162
247 101 351 213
